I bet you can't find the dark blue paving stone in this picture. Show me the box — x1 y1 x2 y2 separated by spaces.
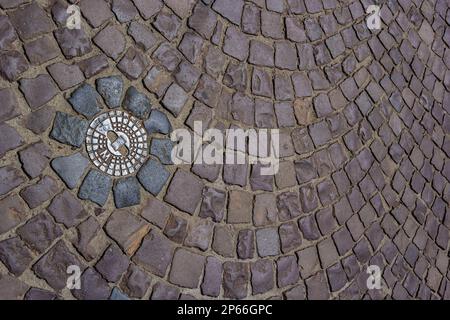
113 176 141 208
78 170 112 206
122 86 151 119
51 152 90 189
137 159 170 195
150 138 174 165
50 112 89 148
68 83 102 118
110 287 130 300
96 76 124 109
144 109 171 134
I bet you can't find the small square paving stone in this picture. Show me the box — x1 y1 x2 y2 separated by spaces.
164 213 188 243
80 0 113 28
8 2 53 40
169 248 205 288
178 31 204 64
223 26 249 61
96 76 124 109
164 0 196 18
113 176 141 208
95 244 130 283
227 190 253 224
112 0 138 22
0 165 25 196
251 259 275 294
174 60 201 91
201 256 222 297
165 169 204 214
128 21 158 52
133 229 174 277
69 83 103 118
242 3 260 35
47 62 84 90
122 86 151 119
199 187 226 222
277 255 299 287
137 159 170 195
144 65 172 97
223 262 249 299
93 25 126 60
185 219 214 251
78 170 112 206
117 47 147 80
78 54 109 78
151 282 180 300
0 88 19 122
105 210 150 256
72 267 111 300
153 42 182 72
153 9 181 41
51 152 89 189
256 227 280 257
132 0 163 19
47 190 87 228
212 0 244 25
188 3 217 39
18 141 52 179
50 112 88 148
305 271 330 300
23 35 59 65
33 241 85 291
16 212 62 253
0 15 17 50
20 74 57 110
150 138 174 165
140 196 170 228
275 41 298 70
144 109 171 135
194 74 221 108
253 193 277 226
54 28 92 59
0 237 33 276
162 83 188 116
0 194 26 234
20 175 60 209
120 264 151 298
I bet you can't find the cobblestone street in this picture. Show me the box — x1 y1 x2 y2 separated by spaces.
0 0 449 300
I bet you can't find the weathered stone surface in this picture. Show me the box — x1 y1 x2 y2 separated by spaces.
78 54 109 78
0 195 26 235
69 83 102 118
165 170 204 214
169 248 205 288
0 165 25 196
78 170 112 206
162 82 188 116
72 267 111 300
122 86 151 119
140 196 170 228
33 241 84 291
94 25 126 60
47 190 87 228
0 237 33 276
80 0 113 28
20 176 59 209
105 210 150 255
0 88 19 122
185 219 213 251
54 28 92 59
0 15 17 50
253 193 277 226
17 212 62 253
96 244 130 282
23 105 55 134
223 262 249 299
0 50 28 81
228 190 253 224
20 74 57 110
137 159 170 195
251 259 274 294
51 112 88 147
199 187 226 222
24 288 58 300
8 3 53 40
0 123 23 157
18 142 52 179
133 229 174 277
144 110 171 134
237 229 254 259
113 176 141 208
117 47 147 80
120 264 151 298
0 274 28 300
150 138 174 164
51 153 89 189
256 227 280 257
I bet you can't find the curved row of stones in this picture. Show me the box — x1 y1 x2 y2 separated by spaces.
0 0 449 301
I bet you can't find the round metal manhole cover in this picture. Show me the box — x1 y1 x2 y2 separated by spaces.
86 110 148 177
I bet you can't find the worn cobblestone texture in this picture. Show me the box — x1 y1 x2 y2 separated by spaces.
0 0 449 300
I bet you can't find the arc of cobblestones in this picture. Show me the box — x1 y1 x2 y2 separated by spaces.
0 0 449 301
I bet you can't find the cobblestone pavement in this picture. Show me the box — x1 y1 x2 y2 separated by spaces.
0 0 449 300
